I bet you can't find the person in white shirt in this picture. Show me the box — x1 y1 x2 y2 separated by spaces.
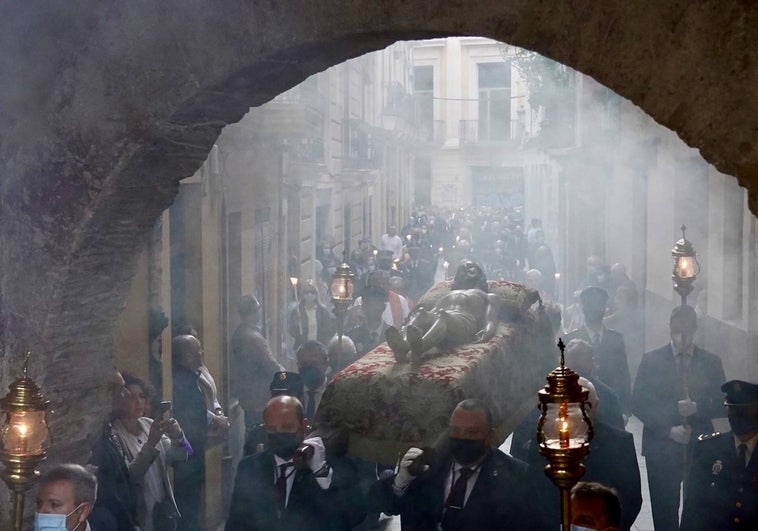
380 225 403 261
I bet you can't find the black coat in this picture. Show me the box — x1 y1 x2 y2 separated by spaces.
370 449 546 531
516 418 642 531
226 449 364 531
681 431 758 531
632 344 725 458
88 423 139 531
565 327 631 412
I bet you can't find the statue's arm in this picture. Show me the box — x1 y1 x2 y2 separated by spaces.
478 293 502 342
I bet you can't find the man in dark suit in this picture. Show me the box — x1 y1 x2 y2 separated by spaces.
227 396 364 530
514 378 642 531
370 398 545 530
565 286 631 414
632 304 726 531
399 246 435 301
564 338 625 430
681 380 758 531
172 334 228 531
347 285 390 357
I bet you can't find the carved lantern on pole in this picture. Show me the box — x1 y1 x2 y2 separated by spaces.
1 353 51 531
537 339 594 531
671 224 700 306
331 261 354 342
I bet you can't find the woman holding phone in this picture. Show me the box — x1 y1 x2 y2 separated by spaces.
114 372 191 531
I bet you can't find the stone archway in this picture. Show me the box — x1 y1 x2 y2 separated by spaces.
0 1 756 463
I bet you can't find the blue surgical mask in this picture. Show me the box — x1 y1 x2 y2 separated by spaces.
571 526 596 531
35 503 84 531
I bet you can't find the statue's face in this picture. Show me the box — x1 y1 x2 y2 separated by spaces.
453 260 485 288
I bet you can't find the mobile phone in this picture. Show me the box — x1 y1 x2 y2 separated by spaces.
158 401 172 420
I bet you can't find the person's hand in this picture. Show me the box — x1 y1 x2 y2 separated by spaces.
147 419 166 447
394 447 426 490
299 437 328 475
669 424 693 445
209 413 230 438
677 399 697 418
164 418 184 440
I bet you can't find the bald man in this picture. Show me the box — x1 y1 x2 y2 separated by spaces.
227 396 364 530
172 334 228 531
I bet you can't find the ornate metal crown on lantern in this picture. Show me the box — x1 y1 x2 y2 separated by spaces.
671 224 700 306
1 352 51 531
330 259 355 341
537 338 594 531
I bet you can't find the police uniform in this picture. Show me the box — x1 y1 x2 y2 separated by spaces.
244 372 304 455
681 380 758 531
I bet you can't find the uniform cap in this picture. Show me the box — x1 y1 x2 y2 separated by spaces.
269 371 304 397
721 379 758 406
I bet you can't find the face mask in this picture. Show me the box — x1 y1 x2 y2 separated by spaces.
571 526 597 531
303 293 318 304
35 503 84 531
267 432 302 459
300 365 325 389
449 437 487 466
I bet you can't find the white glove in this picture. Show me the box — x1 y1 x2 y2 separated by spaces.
302 436 327 474
394 447 426 490
669 424 693 445
677 399 697 418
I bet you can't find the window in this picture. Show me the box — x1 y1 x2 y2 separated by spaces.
478 62 511 141
413 66 434 136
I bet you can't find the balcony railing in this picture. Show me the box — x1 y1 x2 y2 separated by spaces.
459 119 522 144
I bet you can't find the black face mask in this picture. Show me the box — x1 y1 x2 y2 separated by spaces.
300 365 325 389
729 410 758 437
267 432 302 459
449 437 488 466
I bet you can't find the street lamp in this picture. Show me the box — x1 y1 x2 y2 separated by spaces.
1 353 51 531
671 224 700 306
537 339 594 531
330 261 354 342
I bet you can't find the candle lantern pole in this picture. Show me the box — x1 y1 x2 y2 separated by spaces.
536 339 594 531
1 353 51 531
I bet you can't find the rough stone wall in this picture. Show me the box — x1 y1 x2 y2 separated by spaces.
0 0 756 472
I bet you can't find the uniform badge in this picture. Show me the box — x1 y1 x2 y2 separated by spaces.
712 460 723 475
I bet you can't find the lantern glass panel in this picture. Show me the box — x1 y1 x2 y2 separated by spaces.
541 402 590 450
331 277 353 300
1 410 48 455
674 256 698 279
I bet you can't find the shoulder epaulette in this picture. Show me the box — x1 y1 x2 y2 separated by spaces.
697 431 721 441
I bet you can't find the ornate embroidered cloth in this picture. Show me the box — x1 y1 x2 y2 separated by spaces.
317 281 556 464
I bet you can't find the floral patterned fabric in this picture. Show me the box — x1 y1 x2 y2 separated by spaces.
317 281 557 464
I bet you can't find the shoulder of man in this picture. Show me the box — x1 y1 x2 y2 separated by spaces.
642 343 672 359
489 448 529 477
692 345 722 364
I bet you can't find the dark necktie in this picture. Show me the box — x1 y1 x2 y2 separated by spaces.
737 443 748 468
276 462 293 507
306 390 317 420
441 467 474 530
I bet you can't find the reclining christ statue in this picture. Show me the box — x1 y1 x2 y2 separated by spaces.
386 260 502 363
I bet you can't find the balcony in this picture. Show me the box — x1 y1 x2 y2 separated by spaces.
459 119 523 145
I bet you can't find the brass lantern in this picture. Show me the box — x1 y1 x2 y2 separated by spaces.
330 261 355 341
537 339 594 531
1 353 51 531
671 225 700 306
